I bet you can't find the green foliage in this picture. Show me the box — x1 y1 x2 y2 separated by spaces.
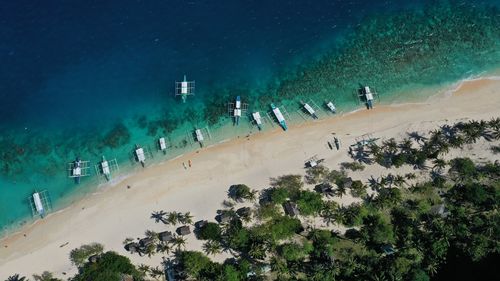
279 241 313 261
32 271 62 281
177 251 214 279
296 190 324 216
449 157 476 181
350 180 367 198
341 162 365 171
69 242 104 267
228 184 256 202
268 187 290 205
338 203 369 226
71 251 144 281
198 222 222 241
270 175 303 197
360 214 395 247
304 165 330 184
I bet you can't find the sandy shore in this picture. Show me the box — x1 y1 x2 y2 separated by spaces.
1 77 499 278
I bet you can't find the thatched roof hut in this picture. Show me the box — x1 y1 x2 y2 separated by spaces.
177 225 191 236
159 231 174 242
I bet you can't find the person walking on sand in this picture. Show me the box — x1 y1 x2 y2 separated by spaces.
188 160 192 168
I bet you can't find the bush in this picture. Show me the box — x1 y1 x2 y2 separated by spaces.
71 251 144 281
198 222 222 241
228 184 255 201
69 242 104 268
296 190 324 216
341 162 365 171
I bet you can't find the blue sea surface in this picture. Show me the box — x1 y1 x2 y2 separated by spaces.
1 0 499 233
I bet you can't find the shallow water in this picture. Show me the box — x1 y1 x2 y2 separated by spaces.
1 0 500 234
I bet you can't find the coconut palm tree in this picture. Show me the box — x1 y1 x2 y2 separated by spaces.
138 264 152 275
145 230 159 242
7 274 28 281
167 211 181 225
407 131 427 145
320 201 340 226
156 242 172 254
336 184 347 198
432 158 447 173
172 236 187 250
149 266 165 280
179 212 193 225
203 240 222 256
150 210 167 224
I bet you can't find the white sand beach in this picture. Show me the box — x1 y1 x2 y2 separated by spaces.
1 77 499 278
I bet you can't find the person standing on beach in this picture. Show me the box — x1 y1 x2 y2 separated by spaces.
188 160 192 168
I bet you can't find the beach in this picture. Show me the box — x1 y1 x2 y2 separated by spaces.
1 77 499 278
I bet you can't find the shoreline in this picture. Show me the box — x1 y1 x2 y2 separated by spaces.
1 68 498 235
1 75 500 278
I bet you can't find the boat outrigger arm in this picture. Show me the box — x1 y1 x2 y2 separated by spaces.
271 103 287 131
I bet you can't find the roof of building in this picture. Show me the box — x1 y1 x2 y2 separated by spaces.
177 225 191 235
284 201 300 217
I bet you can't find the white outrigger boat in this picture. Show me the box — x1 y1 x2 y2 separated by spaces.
68 157 90 184
135 144 146 167
29 190 51 218
159 137 167 154
301 101 318 119
252 111 263 130
326 101 337 113
95 156 119 181
175 75 195 103
357 86 377 110
271 103 287 131
195 129 204 146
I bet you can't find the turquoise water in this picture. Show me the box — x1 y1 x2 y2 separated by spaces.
1 0 500 235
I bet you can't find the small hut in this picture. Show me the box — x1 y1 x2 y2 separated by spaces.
139 237 154 248
195 220 208 229
177 225 191 236
125 242 139 254
88 254 99 263
217 213 232 224
284 201 300 217
159 231 174 242
342 177 353 189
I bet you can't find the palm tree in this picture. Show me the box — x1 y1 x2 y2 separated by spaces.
149 266 165 280
393 175 406 187
33 271 58 281
179 211 193 224
432 158 447 173
203 240 222 256
145 230 159 242
7 274 27 281
122 237 134 246
150 210 167 224
407 131 427 144
138 264 152 275
167 211 180 225
172 236 187 250
321 201 339 226
336 184 347 198
156 242 172 254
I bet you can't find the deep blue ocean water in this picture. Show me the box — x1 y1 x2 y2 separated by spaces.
1 0 499 233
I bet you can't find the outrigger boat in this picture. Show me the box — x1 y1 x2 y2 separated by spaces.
68 157 90 184
175 75 195 103
252 112 263 130
32 191 45 218
233 96 242 125
326 101 337 113
135 144 146 167
271 103 287 131
159 137 167 154
195 129 204 146
359 86 375 110
95 156 119 181
301 101 318 119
